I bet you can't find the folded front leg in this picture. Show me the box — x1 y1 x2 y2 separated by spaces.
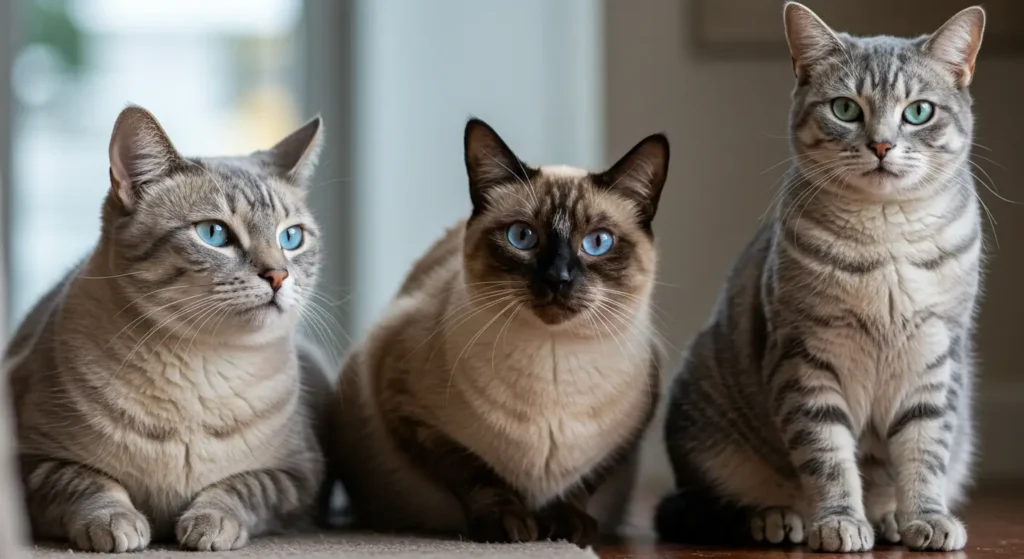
176 467 319 551
22 456 150 553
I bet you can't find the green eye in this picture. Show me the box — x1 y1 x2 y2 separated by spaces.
831 97 862 122
903 100 935 125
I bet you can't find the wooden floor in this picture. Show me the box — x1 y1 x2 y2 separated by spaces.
597 491 1024 558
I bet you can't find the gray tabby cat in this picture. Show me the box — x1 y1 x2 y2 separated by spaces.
657 3 985 553
7 105 331 552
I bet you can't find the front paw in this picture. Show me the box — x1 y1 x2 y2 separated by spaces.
467 502 539 543
537 503 599 547
176 506 250 551
808 514 874 552
900 513 967 551
70 504 151 553
750 507 805 545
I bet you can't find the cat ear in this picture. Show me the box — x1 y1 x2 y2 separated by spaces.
783 2 843 81
464 118 533 212
595 133 670 224
258 115 324 186
108 105 181 209
924 6 985 87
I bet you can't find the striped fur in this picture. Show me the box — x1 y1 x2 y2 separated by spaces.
334 119 668 546
658 4 985 553
6 106 330 552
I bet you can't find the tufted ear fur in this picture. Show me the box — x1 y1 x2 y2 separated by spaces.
108 105 182 210
463 118 534 214
783 2 844 82
924 6 985 88
255 115 324 186
593 133 670 226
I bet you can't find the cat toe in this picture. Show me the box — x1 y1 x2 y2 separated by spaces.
900 513 967 551
750 507 805 545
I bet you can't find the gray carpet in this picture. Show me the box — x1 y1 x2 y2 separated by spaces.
28 533 598 558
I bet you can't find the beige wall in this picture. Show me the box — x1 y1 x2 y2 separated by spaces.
605 0 1024 520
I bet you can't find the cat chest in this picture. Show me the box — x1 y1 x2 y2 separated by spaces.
444 346 650 507
805 261 973 432
75 362 299 517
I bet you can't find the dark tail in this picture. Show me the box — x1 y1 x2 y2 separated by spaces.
654 487 752 545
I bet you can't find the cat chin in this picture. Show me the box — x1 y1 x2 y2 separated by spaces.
836 172 934 203
521 301 593 328
224 305 300 335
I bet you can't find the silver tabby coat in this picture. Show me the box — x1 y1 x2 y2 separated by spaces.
7 106 331 552
657 3 985 553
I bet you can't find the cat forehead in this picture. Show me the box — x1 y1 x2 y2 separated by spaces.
486 173 639 228
143 157 305 222
817 37 945 90
537 164 589 178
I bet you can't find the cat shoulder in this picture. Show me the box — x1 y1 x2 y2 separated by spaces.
397 221 466 297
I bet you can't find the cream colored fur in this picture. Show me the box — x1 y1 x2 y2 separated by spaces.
337 220 658 534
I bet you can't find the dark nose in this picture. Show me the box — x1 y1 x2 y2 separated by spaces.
868 140 894 159
260 269 289 292
543 265 573 296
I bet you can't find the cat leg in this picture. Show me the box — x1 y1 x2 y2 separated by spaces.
886 357 968 551
21 456 150 553
536 487 599 546
176 467 320 551
770 349 873 552
390 415 538 543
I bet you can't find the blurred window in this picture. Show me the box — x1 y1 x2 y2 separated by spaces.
8 0 305 323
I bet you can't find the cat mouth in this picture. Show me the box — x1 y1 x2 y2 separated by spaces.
240 298 283 314
863 163 900 178
530 300 582 324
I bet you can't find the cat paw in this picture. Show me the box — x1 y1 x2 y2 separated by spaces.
750 507 805 545
808 514 874 552
70 505 151 553
873 510 901 544
900 513 967 551
176 506 250 551
537 503 600 547
467 503 539 543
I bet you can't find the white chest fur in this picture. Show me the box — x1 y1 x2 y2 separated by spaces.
75 344 299 518
431 315 653 507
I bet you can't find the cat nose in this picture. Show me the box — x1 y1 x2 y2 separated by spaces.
259 269 289 292
543 266 573 296
868 140 894 159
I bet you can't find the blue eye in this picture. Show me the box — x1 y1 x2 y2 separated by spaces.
279 226 304 250
506 222 537 250
582 229 614 256
195 221 230 247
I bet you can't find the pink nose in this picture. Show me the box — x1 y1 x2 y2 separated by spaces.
868 141 894 159
260 269 289 291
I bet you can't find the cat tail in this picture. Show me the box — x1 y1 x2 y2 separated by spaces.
654 483 752 545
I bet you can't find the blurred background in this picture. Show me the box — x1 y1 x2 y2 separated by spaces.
1 0 1022 535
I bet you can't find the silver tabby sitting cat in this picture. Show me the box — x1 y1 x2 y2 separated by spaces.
658 3 985 553
6 106 332 552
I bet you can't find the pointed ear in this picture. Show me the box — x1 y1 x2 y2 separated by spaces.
594 133 669 225
108 105 181 209
924 6 985 87
783 2 844 81
464 118 533 212
258 116 324 185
